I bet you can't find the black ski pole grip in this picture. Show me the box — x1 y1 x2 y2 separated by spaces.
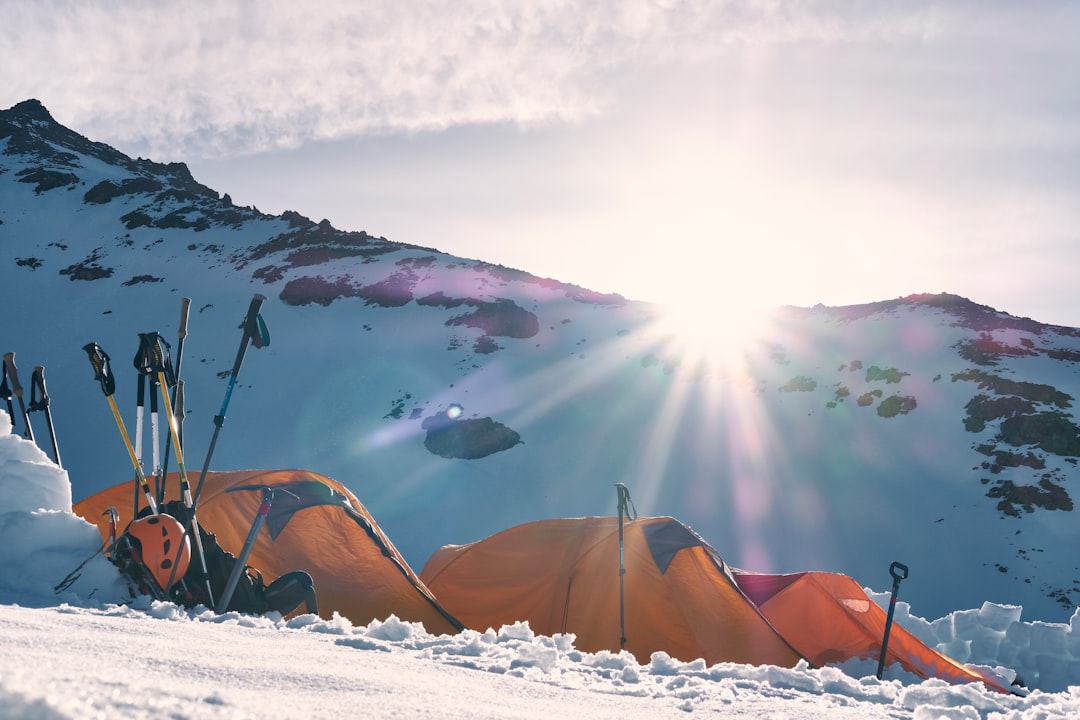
4 352 34 440
83 342 116 396
178 297 191 340
2 353 23 397
244 294 269 349
175 380 185 422
29 366 49 411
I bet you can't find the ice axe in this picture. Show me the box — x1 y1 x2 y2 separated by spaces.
876 561 909 679
215 484 297 613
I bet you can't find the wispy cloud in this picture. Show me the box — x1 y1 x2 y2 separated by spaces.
1 0 940 159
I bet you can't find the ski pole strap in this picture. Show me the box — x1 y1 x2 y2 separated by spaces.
231 294 269 377
216 294 270 422
245 297 270 350
615 483 636 521
83 343 117 396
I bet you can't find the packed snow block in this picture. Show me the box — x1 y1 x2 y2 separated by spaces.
1035 653 1069 693
929 614 956 645
994 637 1019 668
951 608 983 639
977 602 1022 632
1005 620 1032 648
1066 628 1080 658
1029 621 1067 657
938 638 971 663
0 411 71 513
0 508 125 605
968 630 1003 660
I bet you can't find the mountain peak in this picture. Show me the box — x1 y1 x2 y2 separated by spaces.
3 98 55 124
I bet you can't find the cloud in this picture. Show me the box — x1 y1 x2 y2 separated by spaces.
1 0 941 159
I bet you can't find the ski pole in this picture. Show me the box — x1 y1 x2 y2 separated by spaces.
1 358 14 426
103 506 119 556
134 368 146 470
2 353 34 442
215 485 275 613
83 343 158 516
190 294 269 510
28 365 62 467
876 561 909 679
134 333 165 501
139 333 215 606
165 297 268 595
615 483 636 651
132 371 147 514
150 373 161 489
159 297 191 504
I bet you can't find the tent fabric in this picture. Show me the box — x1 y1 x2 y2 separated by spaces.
420 516 804 668
421 515 1009 694
732 569 1008 692
74 470 463 635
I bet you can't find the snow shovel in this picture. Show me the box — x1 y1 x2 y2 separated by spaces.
876 561 909 679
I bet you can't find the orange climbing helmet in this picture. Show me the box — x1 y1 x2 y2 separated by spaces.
125 514 191 592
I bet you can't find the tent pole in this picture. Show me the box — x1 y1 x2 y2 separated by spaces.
615 483 633 651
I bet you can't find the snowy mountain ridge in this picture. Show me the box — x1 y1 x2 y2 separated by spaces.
3 98 1080 625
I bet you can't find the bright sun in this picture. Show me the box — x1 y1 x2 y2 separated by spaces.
646 289 778 379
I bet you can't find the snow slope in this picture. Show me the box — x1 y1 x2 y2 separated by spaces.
6 417 1080 716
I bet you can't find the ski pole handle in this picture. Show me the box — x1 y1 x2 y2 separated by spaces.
103 506 119 554
30 366 62 467
178 297 191 341
29 366 50 410
175 380 185 425
83 343 117 396
3 352 34 440
3 353 23 397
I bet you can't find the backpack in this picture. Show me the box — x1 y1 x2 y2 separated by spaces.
112 501 317 617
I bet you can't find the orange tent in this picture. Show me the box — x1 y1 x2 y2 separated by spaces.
74 469 462 635
422 515 1010 693
732 569 1008 691
420 516 804 667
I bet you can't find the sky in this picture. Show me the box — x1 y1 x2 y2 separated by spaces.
10 407 1080 718
4 1 1080 327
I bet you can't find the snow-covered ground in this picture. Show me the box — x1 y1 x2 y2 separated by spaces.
4 411 1080 718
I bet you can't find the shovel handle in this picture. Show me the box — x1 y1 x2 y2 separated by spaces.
890 561 909 583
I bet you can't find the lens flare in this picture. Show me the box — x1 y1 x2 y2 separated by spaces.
644 291 779 381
